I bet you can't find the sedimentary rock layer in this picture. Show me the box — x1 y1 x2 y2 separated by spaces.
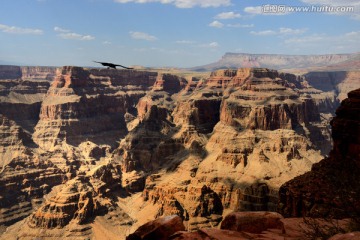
279 88 360 218
0 66 355 238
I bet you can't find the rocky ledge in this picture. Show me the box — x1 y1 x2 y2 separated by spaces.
0 66 356 238
279 88 360 218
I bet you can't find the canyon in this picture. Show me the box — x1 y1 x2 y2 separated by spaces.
0 65 359 239
192 52 360 72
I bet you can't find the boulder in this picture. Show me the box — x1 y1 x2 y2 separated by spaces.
220 211 285 234
329 232 360 240
170 228 251 240
126 215 185 240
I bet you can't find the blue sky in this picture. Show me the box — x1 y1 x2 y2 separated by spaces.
0 0 359 67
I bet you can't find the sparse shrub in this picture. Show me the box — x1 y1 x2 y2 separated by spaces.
301 217 347 240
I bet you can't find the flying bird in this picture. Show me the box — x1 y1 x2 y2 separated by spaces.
93 61 133 70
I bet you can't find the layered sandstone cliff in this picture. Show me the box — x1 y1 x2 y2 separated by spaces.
279 88 360 218
0 66 55 133
0 66 354 239
192 52 359 71
0 66 61 229
305 71 360 102
125 68 328 231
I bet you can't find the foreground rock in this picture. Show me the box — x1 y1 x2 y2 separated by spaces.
220 211 285 234
129 212 309 240
126 215 185 240
170 228 252 240
279 88 360 218
329 232 360 240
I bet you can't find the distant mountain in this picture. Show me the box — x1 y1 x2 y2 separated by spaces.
190 53 360 72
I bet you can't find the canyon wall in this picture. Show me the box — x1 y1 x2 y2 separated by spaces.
279 88 360 218
0 66 355 239
192 52 359 71
0 66 62 228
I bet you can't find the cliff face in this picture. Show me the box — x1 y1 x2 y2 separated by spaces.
0 66 354 238
305 71 360 102
279 88 360 218
0 66 62 228
33 66 158 150
0 66 56 131
192 53 359 71
0 66 57 169
116 68 328 231
0 66 22 79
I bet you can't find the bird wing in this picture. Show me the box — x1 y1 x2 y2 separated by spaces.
114 64 133 69
93 61 133 69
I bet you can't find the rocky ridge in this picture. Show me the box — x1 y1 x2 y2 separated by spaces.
192 52 360 72
279 88 360 218
0 66 63 231
0 66 355 238
131 68 328 231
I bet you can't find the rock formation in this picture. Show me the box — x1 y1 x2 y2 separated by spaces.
0 66 61 229
305 71 360 102
128 211 316 239
279 88 360 218
0 65 355 238
28 164 122 228
126 215 185 240
220 211 285 234
192 52 360 72
33 66 159 150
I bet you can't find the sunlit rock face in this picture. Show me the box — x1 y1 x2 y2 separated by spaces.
279 88 360 218
192 52 359 71
0 65 354 238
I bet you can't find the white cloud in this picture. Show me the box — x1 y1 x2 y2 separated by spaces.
209 20 224 28
244 5 288 16
215 11 241 19
0 23 43 35
284 34 325 44
250 30 277 36
345 31 360 37
103 41 112 45
54 27 95 40
58 33 95 41
227 23 254 28
279 27 308 35
250 28 307 36
244 6 262 14
283 31 360 53
54 26 71 33
130 31 157 41
209 42 219 47
175 40 195 44
114 0 231 8
199 42 219 48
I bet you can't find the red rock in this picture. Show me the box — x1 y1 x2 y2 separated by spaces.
329 232 360 240
126 215 185 240
193 53 358 72
169 228 251 240
220 211 285 234
279 88 360 218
